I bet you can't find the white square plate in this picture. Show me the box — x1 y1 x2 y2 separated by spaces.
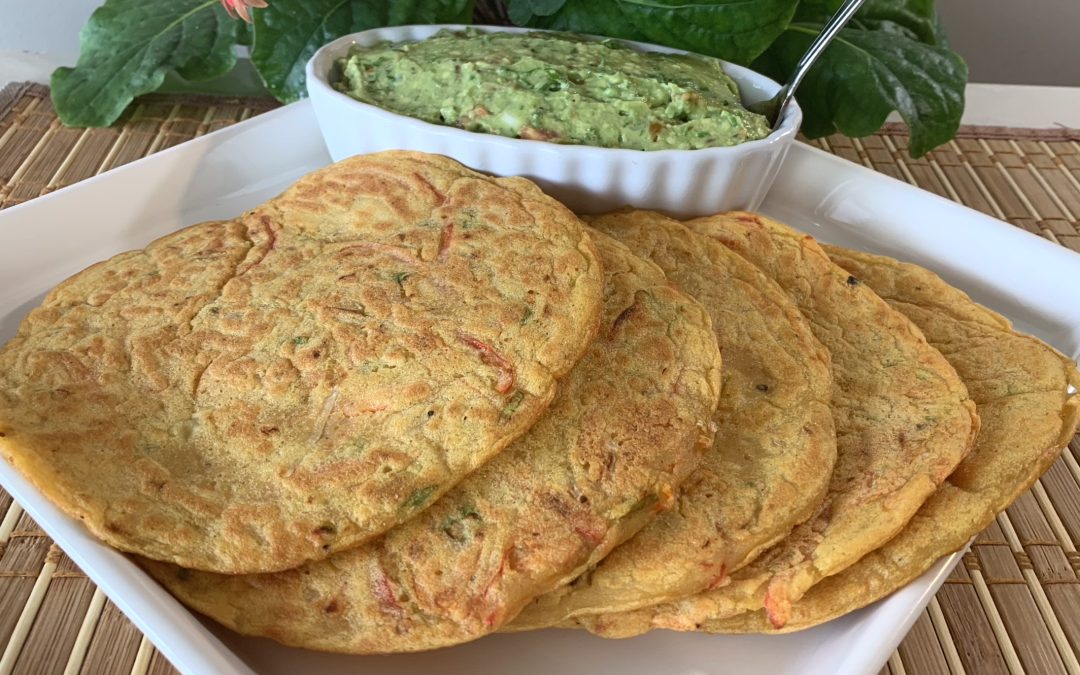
2 101 1078 675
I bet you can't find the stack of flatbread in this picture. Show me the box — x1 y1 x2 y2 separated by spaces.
0 151 1076 653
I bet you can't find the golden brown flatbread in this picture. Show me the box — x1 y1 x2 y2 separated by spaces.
746 245 1080 632
139 230 723 653
0 151 605 573
578 211 978 637
510 210 834 628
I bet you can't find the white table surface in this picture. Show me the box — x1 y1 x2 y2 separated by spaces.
918 83 1080 128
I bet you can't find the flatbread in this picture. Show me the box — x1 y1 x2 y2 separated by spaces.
139 230 723 653
0 151 605 573
750 245 1080 632
579 211 978 636
510 210 834 628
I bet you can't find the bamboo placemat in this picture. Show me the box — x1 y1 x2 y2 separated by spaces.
0 82 1078 675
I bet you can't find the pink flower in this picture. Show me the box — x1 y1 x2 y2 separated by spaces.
220 0 268 23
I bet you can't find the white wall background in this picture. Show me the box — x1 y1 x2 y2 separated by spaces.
937 0 1080 86
0 0 95 82
0 1 92 63
0 0 1078 86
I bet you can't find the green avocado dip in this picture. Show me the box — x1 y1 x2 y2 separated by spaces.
331 29 772 151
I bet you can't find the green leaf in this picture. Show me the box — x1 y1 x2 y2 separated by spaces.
526 0 568 14
930 6 952 47
506 0 568 25
51 0 239 127
519 0 800 65
513 1 644 41
236 20 255 47
793 0 938 44
842 0 940 45
753 15 967 157
251 0 475 103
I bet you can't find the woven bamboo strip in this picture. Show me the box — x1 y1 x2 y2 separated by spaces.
0 94 40 149
0 548 50 656
48 128 121 195
94 104 146 176
1043 446 1080 547
78 601 144 674
103 107 165 169
1032 481 1079 556
1007 491 1055 544
927 597 967 675
0 504 20 547
937 581 1012 673
877 135 919 188
1066 443 1080 494
889 651 907 675
4 125 83 205
897 611 951 675
0 110 49 203
43 126 93 194
923 141 972 204
143 105 181 157
147 649 180 675
129 636 153 675
976 142 1036 219
63 587 106 675
976 540 1066 673
1009 141 1077 221
0 545 59 675
849 137 873 170
4 110 58 187
949 154 999 213
963 141 1010 219
0 83 32 122
0 126 22 171
979 140 1048 220
192 105 218 140
997 511 1079 673
1040 141 1080 196
12 572 97 673
969 566 1026 675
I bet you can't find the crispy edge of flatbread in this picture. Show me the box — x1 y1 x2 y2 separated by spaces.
714 245 1080 633
571 212 980 637
510 210 835 628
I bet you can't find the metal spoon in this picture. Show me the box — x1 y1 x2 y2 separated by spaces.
749 0 867 129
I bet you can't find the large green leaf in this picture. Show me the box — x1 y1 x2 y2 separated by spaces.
51 0 239 127
505 0 568 25
515 0 800 65
843 0 940 44
251 0 475 103
753 16 967 157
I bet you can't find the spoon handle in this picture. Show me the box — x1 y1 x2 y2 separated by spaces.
775 0 867 123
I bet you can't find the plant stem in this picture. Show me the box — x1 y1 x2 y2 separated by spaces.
474 0 512 25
